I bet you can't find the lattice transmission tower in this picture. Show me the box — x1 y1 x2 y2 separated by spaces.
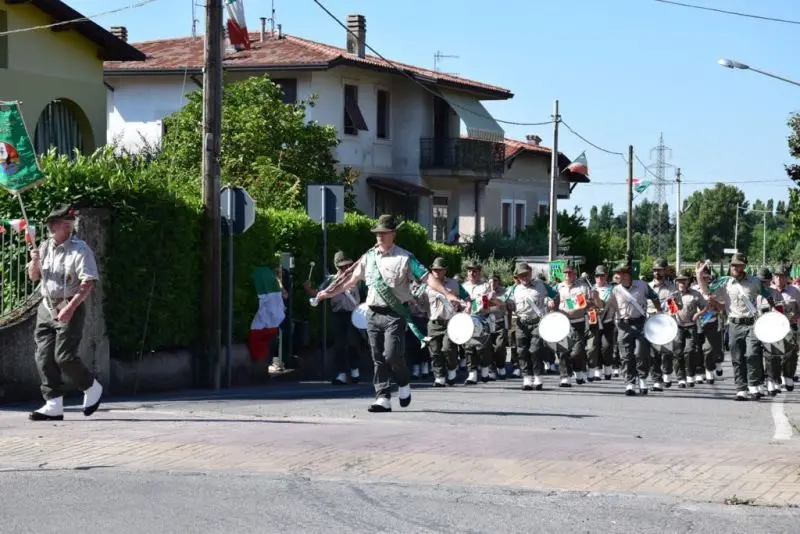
646 133 673 257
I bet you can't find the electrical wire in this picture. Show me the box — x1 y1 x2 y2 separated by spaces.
311 0 554 127
575 179 794 186
0 0 161 37
559 121 625 156
653 0 800 25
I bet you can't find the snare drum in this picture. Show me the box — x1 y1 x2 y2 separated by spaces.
350 303 369 330
447 312 491 347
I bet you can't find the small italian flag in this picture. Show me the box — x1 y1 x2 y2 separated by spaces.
247 266 286 362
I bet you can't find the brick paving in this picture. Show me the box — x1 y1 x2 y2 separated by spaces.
1 399 800 506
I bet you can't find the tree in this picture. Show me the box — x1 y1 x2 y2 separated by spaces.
786 112 800 246
678 183 747 261
160 75 358 210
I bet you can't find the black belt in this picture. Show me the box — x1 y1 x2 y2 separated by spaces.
517 316 541 325
368 305 395 314
618 317 645 325
730 316 755 325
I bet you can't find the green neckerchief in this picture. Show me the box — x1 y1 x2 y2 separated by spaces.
368 250 428 346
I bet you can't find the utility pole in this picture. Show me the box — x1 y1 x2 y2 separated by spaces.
733 204 740 251
675 167 681 270
626 145 633 263
762 211 767 266
547 100 560 262
202 0 223 390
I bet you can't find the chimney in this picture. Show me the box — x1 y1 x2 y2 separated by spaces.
526 134 542 146
346 14 366 58
260 17 266 42
277 23 283 39
110 26 128 42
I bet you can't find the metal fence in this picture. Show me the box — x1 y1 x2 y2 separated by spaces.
0 222 43 323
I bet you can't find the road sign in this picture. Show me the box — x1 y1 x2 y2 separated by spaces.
220 185 256 235
306 184 344 224
723 248 738 255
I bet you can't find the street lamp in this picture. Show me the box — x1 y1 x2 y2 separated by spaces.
717 58 800 88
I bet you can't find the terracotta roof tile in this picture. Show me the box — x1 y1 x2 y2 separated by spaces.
503 137 553 159
104 32 511 97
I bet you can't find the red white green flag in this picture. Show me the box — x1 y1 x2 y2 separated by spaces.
225 0 251 51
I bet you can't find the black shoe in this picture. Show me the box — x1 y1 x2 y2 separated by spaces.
522 384 533 391
652 385 664 392
446 378 457 386
29 411 64 421
664 382 672 389
625 388 636 396
399 395 411 408
83 400 101 417
716 369 723 377
639 388 648 396
575 379 586 385
367 402 392 413
433 381 446 388
604 375 612 381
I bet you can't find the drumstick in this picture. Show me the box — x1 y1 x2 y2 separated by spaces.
307 261 316 282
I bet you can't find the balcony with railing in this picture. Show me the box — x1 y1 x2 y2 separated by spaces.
420 138 505 177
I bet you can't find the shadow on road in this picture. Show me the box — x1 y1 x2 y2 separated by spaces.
410 409 596 418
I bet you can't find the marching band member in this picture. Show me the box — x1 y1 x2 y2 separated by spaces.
587 265 615 381
755 267 782 396
608 262 661 396
673 269 711 388
487 273 510 380
695 254 774 401
647 258 683 390
772 264 800 391
556 262 603 386
507 271 522 378
422 257 469 387
315 214 463 413
304 250 363 385
611 272 622 377
502 262 558 391
407 279 431 381
460 261 494 385
693 264 724 378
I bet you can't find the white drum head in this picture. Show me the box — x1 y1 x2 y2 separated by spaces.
644 313 678 346
755 311 791 345
447 313 475 345
351 303 369 330
539 312 571 344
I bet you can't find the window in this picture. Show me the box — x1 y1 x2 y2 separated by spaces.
501 199 526 237
377 89 390 139
432 195 449 242
374 189 418 222
34 100 84 158
343 84 368 135
272 78 297 104
538 201 549 218
0 10 7 69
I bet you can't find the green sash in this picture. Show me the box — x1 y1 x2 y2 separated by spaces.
367 251 430 347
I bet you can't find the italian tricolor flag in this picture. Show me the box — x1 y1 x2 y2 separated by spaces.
247 266 285 362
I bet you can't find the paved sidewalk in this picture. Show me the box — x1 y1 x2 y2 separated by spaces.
2 364 800 507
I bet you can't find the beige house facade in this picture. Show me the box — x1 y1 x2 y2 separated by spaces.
0 1 143 155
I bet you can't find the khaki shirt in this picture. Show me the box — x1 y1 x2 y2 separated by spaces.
425 277 462 321
709 275 765 319
675 289 706 327
39 236 99 301
647 279 681 315
320 274 360 313
408 282 430 318
593 283 615 322
462 278 492 315
772 284 800 322
557 281 592 322
503 280 555 320
610 281 658 320
756 287 780 314
350 245 428 307
487 283 506 323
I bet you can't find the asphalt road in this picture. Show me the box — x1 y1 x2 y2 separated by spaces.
1 361 800 533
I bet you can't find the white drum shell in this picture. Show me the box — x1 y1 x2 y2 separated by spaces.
754 312 791 345
447 312 490 347
644 313 679 346
539 312 572 344
351 303 369 330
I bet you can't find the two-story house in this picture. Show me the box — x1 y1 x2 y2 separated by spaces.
1 0 143 156
103 14 575 240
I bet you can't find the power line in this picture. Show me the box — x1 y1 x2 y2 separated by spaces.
311 0 554 127
653 0 800 25
0 0 162 37
560 121 625 156
573 179 794 186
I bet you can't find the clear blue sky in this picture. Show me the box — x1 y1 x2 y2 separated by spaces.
76 0 799 217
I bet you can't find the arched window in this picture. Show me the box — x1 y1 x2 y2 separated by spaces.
33 100 85 157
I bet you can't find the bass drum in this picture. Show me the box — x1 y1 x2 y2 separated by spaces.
644 313 678 346
447 312 491 348
755 311 794 355
351 303 369 330
539 311 576 353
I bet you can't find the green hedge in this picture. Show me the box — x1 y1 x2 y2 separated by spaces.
0 149 460 359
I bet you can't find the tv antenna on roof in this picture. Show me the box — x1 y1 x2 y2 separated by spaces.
434 50 459 76
191 0 202 38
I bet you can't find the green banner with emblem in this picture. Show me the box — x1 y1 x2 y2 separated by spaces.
549 261 565 282
0 101 44 194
